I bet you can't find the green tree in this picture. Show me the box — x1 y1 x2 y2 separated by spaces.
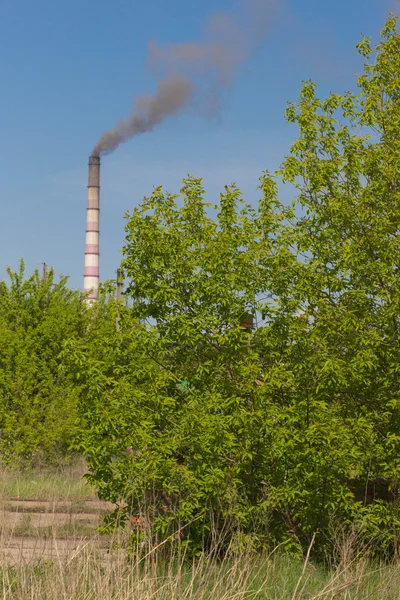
72 17 400 557
0 261 89 465
72 176 295 552
273 15 400 552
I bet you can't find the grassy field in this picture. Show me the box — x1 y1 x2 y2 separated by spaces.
1 542 400 599
1 464 400 599
0 461 96 502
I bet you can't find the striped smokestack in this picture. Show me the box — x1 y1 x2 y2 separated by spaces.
84 155 100 300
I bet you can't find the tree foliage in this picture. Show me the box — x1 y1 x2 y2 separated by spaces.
4 16 400 558
72 17 400 556
0 261 89 465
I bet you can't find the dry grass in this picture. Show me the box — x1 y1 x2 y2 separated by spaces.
1 465 400 599
1 537 400 599
6 516 100 540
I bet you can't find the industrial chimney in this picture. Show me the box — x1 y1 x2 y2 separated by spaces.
84 155 100 300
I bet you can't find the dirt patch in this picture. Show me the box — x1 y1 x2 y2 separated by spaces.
0 497 119 564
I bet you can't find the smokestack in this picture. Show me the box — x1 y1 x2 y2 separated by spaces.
84 155 100 300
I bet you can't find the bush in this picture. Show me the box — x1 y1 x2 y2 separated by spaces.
69 18 400 558
0 261 89 466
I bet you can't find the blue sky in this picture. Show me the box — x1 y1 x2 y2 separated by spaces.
0 0 394 289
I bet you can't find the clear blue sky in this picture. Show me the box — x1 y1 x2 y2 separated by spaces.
0 0 394 289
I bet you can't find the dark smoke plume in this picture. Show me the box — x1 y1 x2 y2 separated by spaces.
92 0 278 156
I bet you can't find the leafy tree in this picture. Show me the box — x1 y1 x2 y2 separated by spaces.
72 177 296 553
274 15 400 552
0 261 88 465
72 17 400 557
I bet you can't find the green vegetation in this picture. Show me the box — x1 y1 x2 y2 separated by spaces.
1 542 400 599
1 16 400 567
1 469 399 599
71 18 400 558
0 461 95 501
0 261 89 465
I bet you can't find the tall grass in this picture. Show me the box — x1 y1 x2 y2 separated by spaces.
1 531 400 599
1 466 400 598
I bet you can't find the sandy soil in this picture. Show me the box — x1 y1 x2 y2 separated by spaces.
0 498 115 564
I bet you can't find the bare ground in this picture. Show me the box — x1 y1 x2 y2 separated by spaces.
0 497 115 565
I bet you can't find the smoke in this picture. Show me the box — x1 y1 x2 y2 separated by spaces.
92 0 278 156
